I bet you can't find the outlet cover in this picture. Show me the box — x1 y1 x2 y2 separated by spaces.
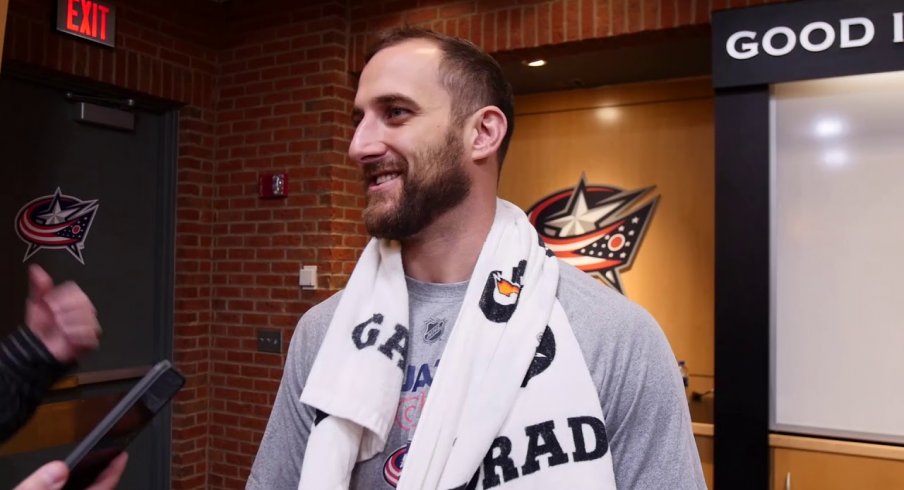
257 329 282 353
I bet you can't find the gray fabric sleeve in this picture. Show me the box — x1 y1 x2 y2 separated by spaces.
246 293 339 490
600 305 705 489
558 263 706 489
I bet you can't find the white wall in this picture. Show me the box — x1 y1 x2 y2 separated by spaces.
771 71 904 445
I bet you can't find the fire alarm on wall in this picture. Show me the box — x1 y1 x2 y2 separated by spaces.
258 173 288 198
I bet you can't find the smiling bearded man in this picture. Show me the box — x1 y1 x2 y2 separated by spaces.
247 27 705 490
362 128 471 240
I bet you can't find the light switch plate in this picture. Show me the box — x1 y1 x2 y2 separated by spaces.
299 265 317 289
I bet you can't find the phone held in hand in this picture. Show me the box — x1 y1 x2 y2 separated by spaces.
62 360 185 490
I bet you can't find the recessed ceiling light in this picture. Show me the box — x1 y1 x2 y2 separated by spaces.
595 107 620 123
524 59 547 67
813 117 845 138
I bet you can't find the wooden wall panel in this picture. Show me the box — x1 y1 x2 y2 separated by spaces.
0 0 8 70
501 77 715 377
695 434 714 490
772 447 904 490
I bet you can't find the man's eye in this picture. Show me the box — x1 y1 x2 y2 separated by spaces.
387 107 410 120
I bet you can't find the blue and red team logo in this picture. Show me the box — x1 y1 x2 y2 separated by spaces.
383 443 409 488
15 188 100 264
527 175 658 294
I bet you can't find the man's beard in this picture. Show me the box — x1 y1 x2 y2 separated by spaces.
363 129 471 240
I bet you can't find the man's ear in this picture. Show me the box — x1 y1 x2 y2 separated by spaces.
468 106 507 162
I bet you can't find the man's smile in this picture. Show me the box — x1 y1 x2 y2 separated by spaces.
369 172 402 189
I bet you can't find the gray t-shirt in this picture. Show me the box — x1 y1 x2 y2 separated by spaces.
247 262 705 489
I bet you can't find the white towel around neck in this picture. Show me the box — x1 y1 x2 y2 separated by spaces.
298 199 616 490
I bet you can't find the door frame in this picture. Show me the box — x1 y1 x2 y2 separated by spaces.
1 61 178 488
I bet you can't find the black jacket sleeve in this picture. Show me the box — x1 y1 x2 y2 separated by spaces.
0 325 69 443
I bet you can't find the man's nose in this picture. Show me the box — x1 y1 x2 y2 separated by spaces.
348 116 387 164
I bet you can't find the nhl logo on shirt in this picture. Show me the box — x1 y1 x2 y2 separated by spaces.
423 318 445 344
15 187 100 264
383 443 410 487
527 175 658 294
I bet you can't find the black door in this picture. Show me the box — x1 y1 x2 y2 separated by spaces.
0 67 176 489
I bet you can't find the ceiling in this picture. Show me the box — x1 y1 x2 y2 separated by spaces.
497 25 712 95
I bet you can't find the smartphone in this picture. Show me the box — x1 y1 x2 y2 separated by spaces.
62 360 185 489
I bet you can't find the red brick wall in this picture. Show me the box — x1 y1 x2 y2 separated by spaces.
3 0 777 488
205 1 364 488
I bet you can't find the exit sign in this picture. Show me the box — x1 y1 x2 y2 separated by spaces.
57 0 116 48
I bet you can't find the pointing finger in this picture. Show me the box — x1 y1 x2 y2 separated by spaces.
27 264 55 301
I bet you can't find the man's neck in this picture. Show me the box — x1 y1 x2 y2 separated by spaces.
401 196 496 284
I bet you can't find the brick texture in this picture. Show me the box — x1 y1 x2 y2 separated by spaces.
2 0 780 488
207 1 361 488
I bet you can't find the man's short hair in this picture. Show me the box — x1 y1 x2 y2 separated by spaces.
364 27 516 169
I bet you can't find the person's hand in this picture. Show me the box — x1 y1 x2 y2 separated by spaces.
13 452 128 490
24 264 101 363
